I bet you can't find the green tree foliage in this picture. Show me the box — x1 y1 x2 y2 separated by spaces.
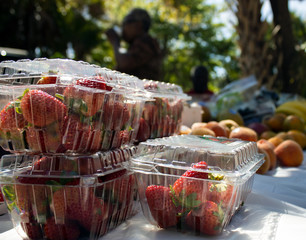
0 0 237 91
103 0 239 90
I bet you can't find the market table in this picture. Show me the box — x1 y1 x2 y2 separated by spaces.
1 152 306 240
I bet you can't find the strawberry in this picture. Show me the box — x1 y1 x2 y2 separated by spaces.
185 201 224 235
20 89 67 127
51 186 82 221
111 130 130 149
44 217 80 240
76 77 112 91
14 183 50 223
14 184 34 218
21 222 43 240
77 198 110 234
103 100 130 130
0 101 26 129
63 77 111 117
61 115 101 152
51 186 109 235
26 123 63 153
172 161 208 208
37 76 57 84
136 117 150 142
143 102 158 124
145 185 177 228
99 170 135 206
207 182 236 209
0 191 4 202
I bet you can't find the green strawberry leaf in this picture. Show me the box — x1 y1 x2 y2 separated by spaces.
7 202 17 212
209 173 224 181
20 88 29 98
55 93 65 101
169 185 180 207
80 100 88 114
2 185 16 202
183 192 202 208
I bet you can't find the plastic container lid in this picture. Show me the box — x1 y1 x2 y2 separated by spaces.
0 58 147 94
143 79 191 100
0 147 136 185
131 135 264 183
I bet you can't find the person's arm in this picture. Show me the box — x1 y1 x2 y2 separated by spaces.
106 30 156 72
106 28 139 72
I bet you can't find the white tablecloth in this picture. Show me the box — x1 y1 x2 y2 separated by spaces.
1 152 306 240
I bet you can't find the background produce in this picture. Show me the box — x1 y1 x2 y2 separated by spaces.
181 98 306 175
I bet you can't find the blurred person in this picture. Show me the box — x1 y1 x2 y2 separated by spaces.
187 65 214 102
106 8 162 80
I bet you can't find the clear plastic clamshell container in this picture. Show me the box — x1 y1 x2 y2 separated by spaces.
0 147 138 240
130 135 264 236
0 59 149 153
136 79 191 142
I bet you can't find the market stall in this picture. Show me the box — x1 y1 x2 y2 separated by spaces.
0 59 305 240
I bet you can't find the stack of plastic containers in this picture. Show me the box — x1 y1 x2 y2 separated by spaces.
130 135 264 236
0 58 147 239
135 79 191 142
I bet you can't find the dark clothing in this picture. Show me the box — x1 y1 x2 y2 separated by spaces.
117 34 162 80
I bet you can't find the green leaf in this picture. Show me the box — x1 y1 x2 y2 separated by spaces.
169 184 180 207
183 192 202 208
2 185 16 202
55 93 65 101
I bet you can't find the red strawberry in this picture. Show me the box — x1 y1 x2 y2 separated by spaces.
51 187 82 221
0 101 26 130
61 115 101 152
111 130 130 149
63 77 111 117
14 183 50 222
143 102 158 124
76 77 112 91
44 217 80 240
0 191 4 202
20 89 67 127
21 222 43 240
103 100 130 130
172 161 208 208
37 76 57 84
99 170 134 206
77 198 110 234
136 117 150 142
14 184 34 218
207 182 236 209
51 186 109 234
26 123 63 153
145 185 177 228
185 201 224 235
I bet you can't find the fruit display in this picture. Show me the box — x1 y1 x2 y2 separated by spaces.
130 135 264 236
182 97 306 173
275 100 306 122
0 147 138 240
137 80 190 142
0 69 148 153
